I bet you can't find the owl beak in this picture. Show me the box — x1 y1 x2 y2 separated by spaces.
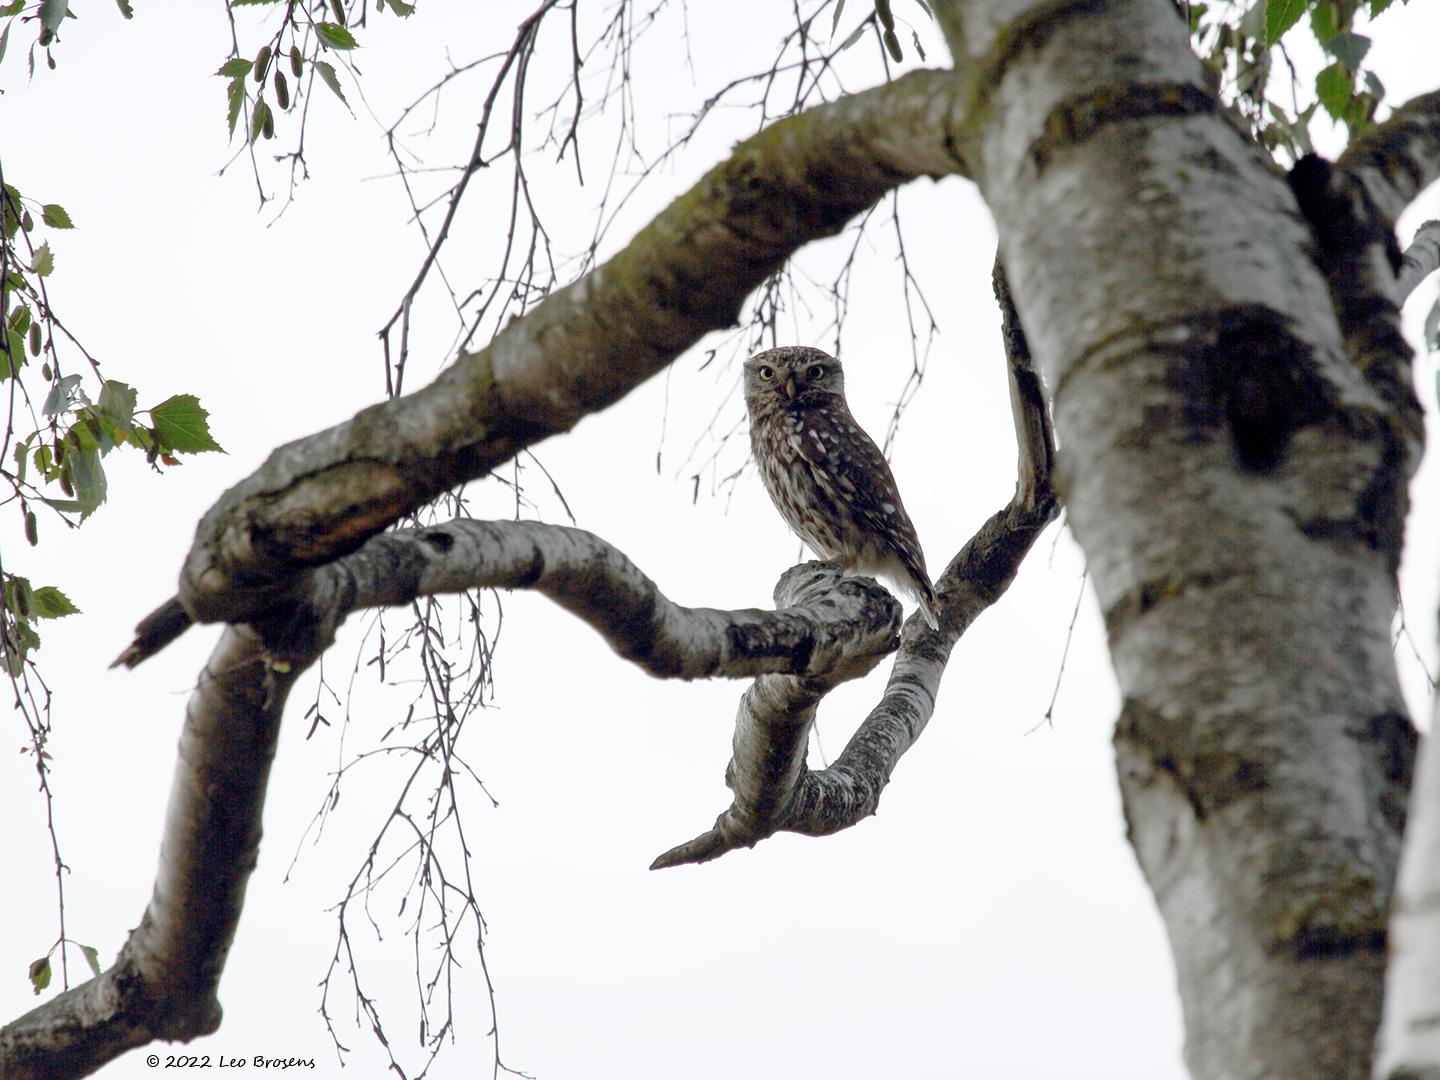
782 375 797 400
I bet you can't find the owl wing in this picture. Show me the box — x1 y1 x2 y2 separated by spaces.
789 404 935 609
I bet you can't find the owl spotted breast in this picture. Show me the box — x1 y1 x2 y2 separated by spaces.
743 346 939 631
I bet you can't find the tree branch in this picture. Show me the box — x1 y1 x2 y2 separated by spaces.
1337 88 1440 227
174 69 972 631
651 257 1059 869
1288 154 1423 448
39 518 913 1076
1397 219 1440 304
0 627 305 1080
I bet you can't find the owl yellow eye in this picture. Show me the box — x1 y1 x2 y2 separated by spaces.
806 364 826 379
757 365 775 381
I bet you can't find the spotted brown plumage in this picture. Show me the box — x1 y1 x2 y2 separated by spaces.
743 345 939 630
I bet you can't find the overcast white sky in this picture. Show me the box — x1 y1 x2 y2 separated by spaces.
2 3 1438 1078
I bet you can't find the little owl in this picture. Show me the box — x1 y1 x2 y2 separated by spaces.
743 345 939 630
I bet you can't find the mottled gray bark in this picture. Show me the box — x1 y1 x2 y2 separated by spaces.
937 1 1427 1078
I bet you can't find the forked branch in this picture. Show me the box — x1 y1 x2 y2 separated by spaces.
651 258 1059 869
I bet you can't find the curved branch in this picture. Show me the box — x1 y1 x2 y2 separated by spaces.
122 521 904 679
652 258 1059 868
1397 219 1440 304
177 69 972 630
0 627 305 1080
37 521 906 1076
1336 88 1440 227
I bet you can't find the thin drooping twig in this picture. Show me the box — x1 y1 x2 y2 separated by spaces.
651 256 1059 869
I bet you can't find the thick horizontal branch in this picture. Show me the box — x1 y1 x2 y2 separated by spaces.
653 259 1059 868
122 521 904 680
1337 88 1440 227
176 69 971 630
0 628 304 1080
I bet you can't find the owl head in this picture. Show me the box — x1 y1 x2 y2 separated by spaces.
742 346 846 409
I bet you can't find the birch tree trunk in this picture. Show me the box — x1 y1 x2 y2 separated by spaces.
935 2 1425 1077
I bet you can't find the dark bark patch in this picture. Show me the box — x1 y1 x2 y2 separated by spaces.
1349 709 1419 834
1272 873 1387 959
1030 82 1217 173
1161 304 1334 472
1114 697 1272 821
725 620 817 676
1104 568 1238 630
420 529 454 553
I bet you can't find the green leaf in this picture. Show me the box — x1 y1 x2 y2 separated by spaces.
216 57 252 78
80 944 101 977
27 956 51 995
43 373 80 416
69 446 106 518
115 0 132 17
837 23 866 51
1325 31 1369 67
1309 0 1340 43
316 21 357 49
41 204 74 229
0 21 11 67
383 0 415 13
32 242 54 277
313 60 348 108
8 303 31 335
1315 60 1353 119
226 76 246 136
229 0 273 5
149 394 223 453
31 586 79 618
97 380 136 425
830 0 846 34
1264 0 1308 45
1369 0 1394 13
0 1 25 16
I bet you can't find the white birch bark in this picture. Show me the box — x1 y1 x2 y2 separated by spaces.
1374 719 1440 1079
934 1 1430 1077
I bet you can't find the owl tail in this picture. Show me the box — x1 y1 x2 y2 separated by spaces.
888 562 939 632
914 579 941 632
